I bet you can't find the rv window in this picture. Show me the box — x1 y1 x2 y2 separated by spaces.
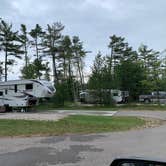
26 84 33 90
14 85 17 93
5 89 7 95
0 91 3 96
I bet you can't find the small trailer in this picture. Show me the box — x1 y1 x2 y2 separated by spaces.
0 79 55 112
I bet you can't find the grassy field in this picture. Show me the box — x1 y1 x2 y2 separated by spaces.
35 102 117 111
117 103 166 110
35 102 166 112
0 115 145 137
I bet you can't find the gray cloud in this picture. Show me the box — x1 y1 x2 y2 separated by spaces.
0 0 166 78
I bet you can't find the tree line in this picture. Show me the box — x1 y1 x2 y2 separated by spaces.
89 35 166 101
0 18 166 104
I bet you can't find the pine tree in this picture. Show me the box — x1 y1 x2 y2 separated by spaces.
0 19 23 81
19 24 29 68
43 22 64 84
21 58 49 79
72 36 86 90
29 24 45 79
59 35 75 101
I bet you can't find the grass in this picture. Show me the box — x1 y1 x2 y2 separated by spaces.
116 103 166 111
0 115 145 137
35 102 117 111
35 102 166 112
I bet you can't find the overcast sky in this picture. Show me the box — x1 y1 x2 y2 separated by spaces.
1 0 166 79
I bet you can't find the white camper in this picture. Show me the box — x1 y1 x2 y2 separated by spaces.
80 89 129 104
0 79 55 111
111 89 129 103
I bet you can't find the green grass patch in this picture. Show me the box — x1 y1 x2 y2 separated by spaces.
117 103 166 111
35 102 166 112
35 102 116 111
0 116 145 137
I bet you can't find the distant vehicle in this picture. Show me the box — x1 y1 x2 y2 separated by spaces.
139 91 166 103
111 89 129 103
0 79 55 112
79 89 129 104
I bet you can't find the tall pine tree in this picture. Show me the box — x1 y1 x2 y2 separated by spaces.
0 19 23 81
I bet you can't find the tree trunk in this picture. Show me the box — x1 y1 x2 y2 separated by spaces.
35 37 40 79
52 53 58 85
63 56 67 79
25 44 28 68
108 46 114 89
68 58 76 102
77 60 83 90
35 37 39 60
5 49 7 82
110 46 114 73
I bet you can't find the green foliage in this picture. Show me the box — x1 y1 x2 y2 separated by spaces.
88 35 165 101
21 63 37 79
19 24 29 67
49 79 75 107
51 83 66 106
44 62 50 81
138 44 161 94
88 52 109 89
43 22 64 83
72 36 86 90
29 24 45 79
21 58 50 79
116 60 145 99
89 35 137 94
0 19 23 81
1 18 166 105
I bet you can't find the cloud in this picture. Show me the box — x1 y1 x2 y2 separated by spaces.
0 0 166 51
0 0 166 78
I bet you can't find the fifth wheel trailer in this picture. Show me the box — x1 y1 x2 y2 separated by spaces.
0 79 55 111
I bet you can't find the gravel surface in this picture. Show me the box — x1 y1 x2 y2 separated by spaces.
0 111 117 121
0 112 67 121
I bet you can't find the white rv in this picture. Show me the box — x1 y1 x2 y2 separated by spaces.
111 89 129 103
0 79 55 111
79 89 129 104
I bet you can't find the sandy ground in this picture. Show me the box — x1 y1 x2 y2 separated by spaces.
0 110 117 121
0 112 67 121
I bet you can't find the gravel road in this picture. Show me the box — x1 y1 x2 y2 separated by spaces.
0 110 117 121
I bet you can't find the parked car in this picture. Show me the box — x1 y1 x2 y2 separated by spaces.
139 91 166 104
